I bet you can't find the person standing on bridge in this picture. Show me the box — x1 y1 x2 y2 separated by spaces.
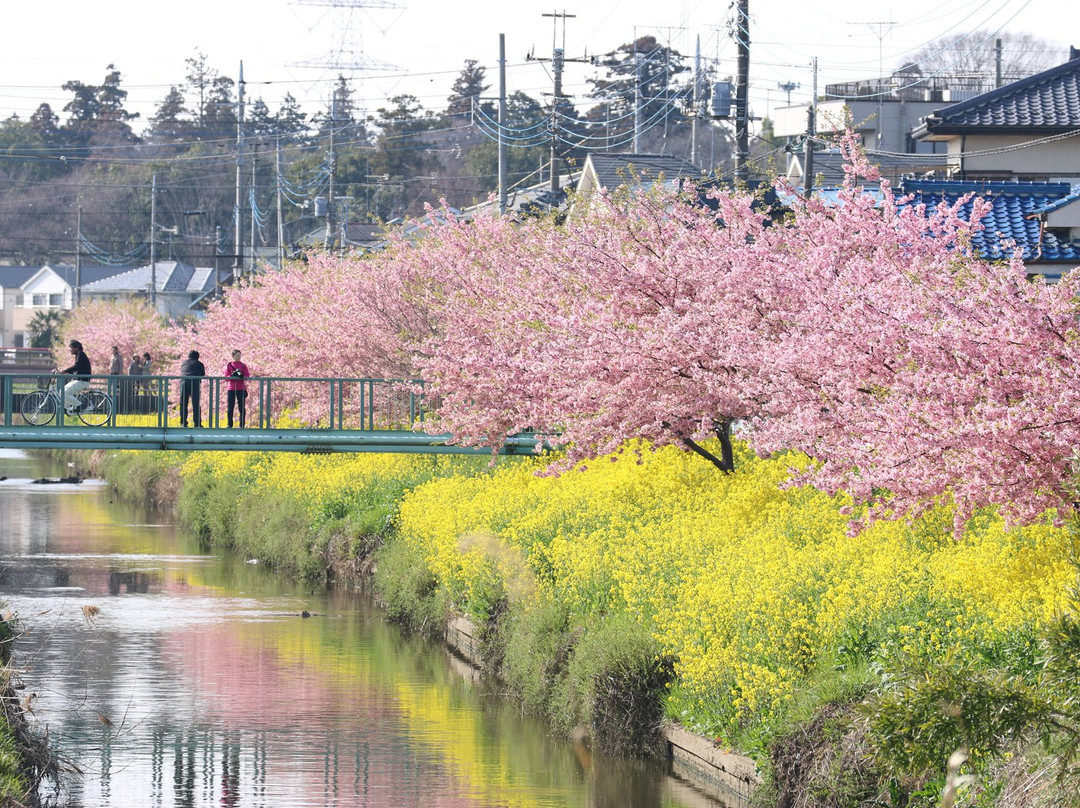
59 340 91 415
225 350 250 428
108 345 123 376
125 353 141 414
179 350 206 428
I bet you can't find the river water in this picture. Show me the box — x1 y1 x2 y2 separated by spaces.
0 449 737 808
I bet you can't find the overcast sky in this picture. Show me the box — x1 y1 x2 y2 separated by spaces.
1 0 1075 133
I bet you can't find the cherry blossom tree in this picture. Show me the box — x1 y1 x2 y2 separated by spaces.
410 138 1080 528
188 250 435 424
185 132 1080 529
746 156 1080 529
57 299 177 375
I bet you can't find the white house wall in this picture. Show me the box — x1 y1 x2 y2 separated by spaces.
774 99 946 155
22 269 72 309
949 135 1080 179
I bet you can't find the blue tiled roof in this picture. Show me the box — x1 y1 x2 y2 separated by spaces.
899 179 1080 263
915 56 1080 135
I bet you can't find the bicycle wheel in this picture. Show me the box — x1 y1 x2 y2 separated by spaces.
20 390 57 425
77 390 112 427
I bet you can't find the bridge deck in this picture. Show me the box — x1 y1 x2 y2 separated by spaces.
0 426 538 454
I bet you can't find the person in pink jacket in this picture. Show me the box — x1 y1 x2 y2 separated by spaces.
225 349 250 428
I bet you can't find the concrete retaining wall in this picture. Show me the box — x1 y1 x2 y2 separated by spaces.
445 613 758 806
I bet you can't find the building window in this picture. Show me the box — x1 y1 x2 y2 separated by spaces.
49 293 63 307
32 294 47 307
14 294 24 307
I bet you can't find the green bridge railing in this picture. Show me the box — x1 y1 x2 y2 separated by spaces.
0 372 543 455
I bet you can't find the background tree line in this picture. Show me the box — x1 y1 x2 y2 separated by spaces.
0 39 732 266
1 28 1052 268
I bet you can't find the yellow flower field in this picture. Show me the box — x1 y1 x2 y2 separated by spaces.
178 439 1077 739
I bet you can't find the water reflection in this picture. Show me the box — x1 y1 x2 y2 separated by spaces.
0 450 738 808
107 570 153 595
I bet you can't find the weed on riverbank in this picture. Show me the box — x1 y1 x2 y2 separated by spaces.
1 611 59 806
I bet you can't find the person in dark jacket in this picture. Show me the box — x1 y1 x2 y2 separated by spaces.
60 340 91 414
179 350 206 428
124 353 142 414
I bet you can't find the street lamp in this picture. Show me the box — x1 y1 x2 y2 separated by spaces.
778 81 800 107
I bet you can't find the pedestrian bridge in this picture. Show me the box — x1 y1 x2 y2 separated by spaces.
0 372 542 455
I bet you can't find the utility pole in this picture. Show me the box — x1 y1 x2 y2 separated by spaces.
995 38 1003 88
233 61 245 280
250 153 257 273
276 137 285 269
778 80 800 106
691 35 704 166
849 18 895 147
734 0 750 184
498 33 508 214
633 38 643 153
75 206 82 307
150 173 158 308
528 12 591 197
804 57 817 199
214 225 223 299
325 90 337 251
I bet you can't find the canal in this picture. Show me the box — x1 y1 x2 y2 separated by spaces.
0 449 733 808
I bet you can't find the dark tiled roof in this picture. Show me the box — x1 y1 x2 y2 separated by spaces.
81 261 216 294
50 263 141 287
0 265 43 288
582 153 703 191
915 55 1080 136
899 179 1080 263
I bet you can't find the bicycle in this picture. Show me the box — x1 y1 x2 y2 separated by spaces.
21 378 114 427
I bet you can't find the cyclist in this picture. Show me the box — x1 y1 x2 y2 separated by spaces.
60 339 92 414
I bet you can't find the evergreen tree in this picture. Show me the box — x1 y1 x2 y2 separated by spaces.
276 93 309 141
369 94 434 180
59 65 138 148
247 98 276 141
367 94 436 218
585 35 690 144
29 103 62 146
314 76 366 145
202 76 237 139
28 309 66 349
0 116 65 183
95 65 139 141
148 86 191 143
446 59 492 122
185 50 217 129
59 78 99 148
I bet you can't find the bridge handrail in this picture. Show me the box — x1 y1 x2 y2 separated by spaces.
0 372 435 432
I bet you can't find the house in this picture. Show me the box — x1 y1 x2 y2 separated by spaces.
773 65 956 186
888 50 1080 280
0 266 59 348
574 153 704 199
782 53 1080 281
913 48 1080 181
79 260 221 320
898 179 1080 281
0 263 149 347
